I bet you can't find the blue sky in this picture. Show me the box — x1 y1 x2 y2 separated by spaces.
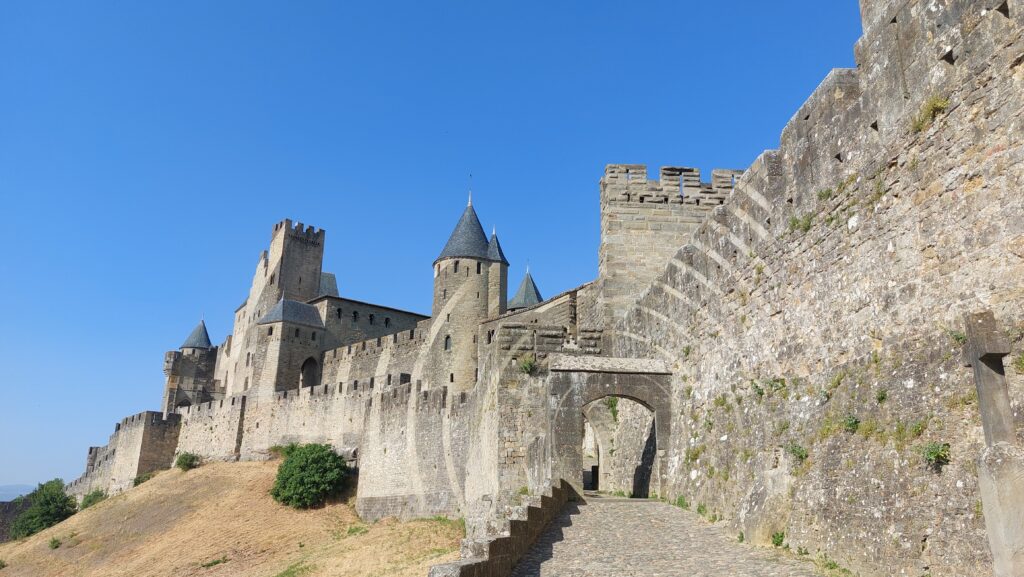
0 1 862 487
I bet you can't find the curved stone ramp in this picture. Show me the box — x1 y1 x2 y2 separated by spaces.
510 494 824 577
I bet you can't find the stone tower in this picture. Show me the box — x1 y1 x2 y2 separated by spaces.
161 320 219 416
221 220 326 397
431 199 507 391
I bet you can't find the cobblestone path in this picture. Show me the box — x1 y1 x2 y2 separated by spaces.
510 494 824 577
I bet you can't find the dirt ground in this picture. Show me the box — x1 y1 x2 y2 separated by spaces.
0 461 462 577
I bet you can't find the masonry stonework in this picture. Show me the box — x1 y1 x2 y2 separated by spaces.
62 2 1024 576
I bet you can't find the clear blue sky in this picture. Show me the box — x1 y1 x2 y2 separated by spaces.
0 1 862 487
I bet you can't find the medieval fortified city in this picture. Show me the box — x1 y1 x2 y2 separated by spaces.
1 1 1023 576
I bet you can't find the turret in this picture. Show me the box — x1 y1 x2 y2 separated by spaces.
508 269 543 312
431 197 501 391
162 320 219 416
486 229 509 318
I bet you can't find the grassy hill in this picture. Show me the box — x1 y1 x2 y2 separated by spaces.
0 462 462 577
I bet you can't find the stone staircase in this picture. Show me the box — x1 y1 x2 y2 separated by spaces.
510 494 825 577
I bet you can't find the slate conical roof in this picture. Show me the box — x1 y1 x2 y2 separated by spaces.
436 201 490 263
508 270 543 310
181 320 212 349
486 230 509 265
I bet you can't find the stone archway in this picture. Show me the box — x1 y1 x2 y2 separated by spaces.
547 355 672 496
300 357 320 388
582 396 657 497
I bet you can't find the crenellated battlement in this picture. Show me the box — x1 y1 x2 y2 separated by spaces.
601 164 741 207
272 218 326 242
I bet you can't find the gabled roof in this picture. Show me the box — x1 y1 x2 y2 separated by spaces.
181 320 212 349
257 299 325 328
436 202 490 263
318 272 339 298
487 231 509 265
508 271 543 310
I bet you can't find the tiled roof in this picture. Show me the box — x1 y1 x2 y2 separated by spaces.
181 320 212 349
257 299 325 328
508 271 543 310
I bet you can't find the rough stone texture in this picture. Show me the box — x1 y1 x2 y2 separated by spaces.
604 2 1024 575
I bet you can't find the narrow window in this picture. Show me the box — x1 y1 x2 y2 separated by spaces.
337 308 342 319
473 334 477 343
295 328 300 338
267 327 273 336
449 373 454 383
246 352 250 367
446 313 450 322
409 329 415 339
384 317 391 328
475 368 478 381
269 273 275 285
354 380 359 391
370 377 375 388
454 261 459 273
443 289 447 300
476 262 481 274
312 332 317 341
353 311 359 322
487 331 493 344
369 314 375 325
387 374 392 386
444 335 451 350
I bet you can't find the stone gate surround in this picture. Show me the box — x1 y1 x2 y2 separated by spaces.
546 355 672 496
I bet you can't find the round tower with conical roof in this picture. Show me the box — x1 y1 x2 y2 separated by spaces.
430 197 507 391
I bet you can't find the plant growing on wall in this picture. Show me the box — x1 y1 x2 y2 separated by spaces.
517 354 537 375
919 442 951 472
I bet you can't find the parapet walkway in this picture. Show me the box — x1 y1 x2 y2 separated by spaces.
510 493 824 577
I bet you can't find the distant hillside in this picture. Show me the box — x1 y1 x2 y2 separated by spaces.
0 486 32 502
0 462 462 577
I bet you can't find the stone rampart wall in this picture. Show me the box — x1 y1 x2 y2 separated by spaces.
606 1 1024 575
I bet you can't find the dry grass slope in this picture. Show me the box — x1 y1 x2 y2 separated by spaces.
0 462 462 577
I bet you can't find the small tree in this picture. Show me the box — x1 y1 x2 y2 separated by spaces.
271 444 348 509
175 452 201 472
9 479 77 539
79 490 107 510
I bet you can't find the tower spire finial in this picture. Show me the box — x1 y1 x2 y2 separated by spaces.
468 173 473 206
492 225 496 236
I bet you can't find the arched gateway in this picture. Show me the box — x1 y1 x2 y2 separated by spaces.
546 355 672 496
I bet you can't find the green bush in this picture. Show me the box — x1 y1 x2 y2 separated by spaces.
133 472 155 487
271 443 349 508
79 490 107 510
48 537 61 550
674 495 689 509
0 558 6 569
175 452 201 472
771 531 785 547
9 479 77 539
